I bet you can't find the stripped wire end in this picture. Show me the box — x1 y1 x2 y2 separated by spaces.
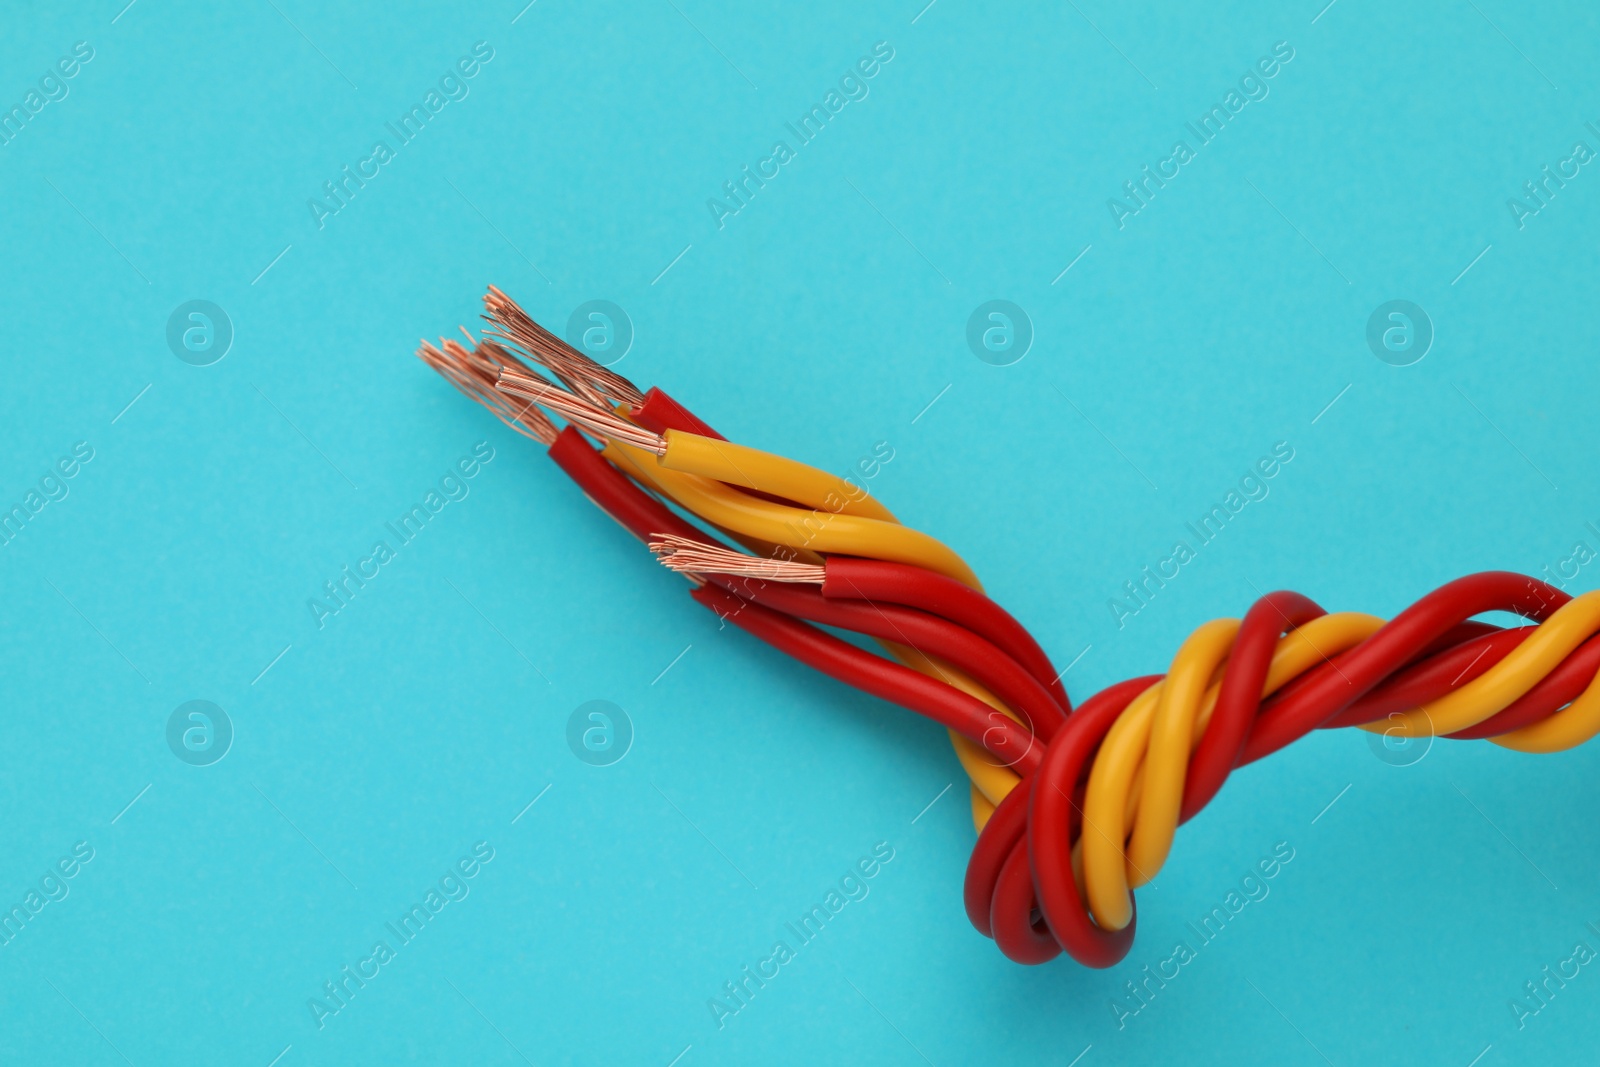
497 368 665 453
483 285 646 409
648 534 826 582
418 336 559 446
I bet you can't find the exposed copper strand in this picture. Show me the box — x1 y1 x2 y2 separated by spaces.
497 368 666 453
417 337 558 445
483 285 645 407
648 534 826 582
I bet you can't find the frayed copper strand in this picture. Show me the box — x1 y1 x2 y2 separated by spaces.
418 337 558 446
648 534 826 582
497 368 666 454
483 285 645 408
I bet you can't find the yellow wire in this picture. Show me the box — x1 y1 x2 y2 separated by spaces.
1082 612 1385 930
1492 668 1600 751
606 441 827 565
1363 589 1600 738
659 429 898 523
605 440 982 587
1124 619 1239 883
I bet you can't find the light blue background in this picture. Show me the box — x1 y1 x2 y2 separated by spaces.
3 1 1599 1064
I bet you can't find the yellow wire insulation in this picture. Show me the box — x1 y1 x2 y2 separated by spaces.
606 440 981 589
659 429 899 524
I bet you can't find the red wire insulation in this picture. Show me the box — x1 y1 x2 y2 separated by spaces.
1240 573 1568 763
709 574 1066 742
691 583 1043 775
822 557 1071 714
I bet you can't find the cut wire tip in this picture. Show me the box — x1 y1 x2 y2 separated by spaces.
482 285 645 409
417 335 558 446
497 368 666 453
648 534 825 583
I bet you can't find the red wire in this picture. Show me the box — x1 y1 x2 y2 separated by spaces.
1239 573 1567 763
630 386 725 440
708 573 1066 741
691 583 1043 775
822 557 1071 714
1179 592 1323 823
547 426 707 546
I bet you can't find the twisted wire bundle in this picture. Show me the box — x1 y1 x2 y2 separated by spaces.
417 287 1600 968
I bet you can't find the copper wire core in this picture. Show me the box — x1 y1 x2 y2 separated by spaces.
497 369 667 453
648 534 826 582
417 337 558 445
483 285 646 408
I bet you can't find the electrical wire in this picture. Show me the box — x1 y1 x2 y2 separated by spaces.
416 287 1600 970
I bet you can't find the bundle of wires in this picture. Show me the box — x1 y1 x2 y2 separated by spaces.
417 286 1600 967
